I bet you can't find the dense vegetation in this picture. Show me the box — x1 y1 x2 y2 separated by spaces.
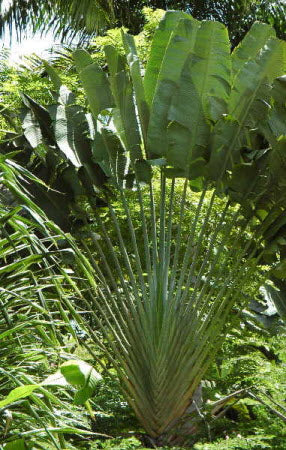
0 6 286 450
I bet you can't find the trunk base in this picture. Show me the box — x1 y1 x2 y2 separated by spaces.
139 385 205 448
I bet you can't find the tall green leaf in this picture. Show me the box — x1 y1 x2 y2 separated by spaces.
144 10 191 105
208 37 286 179
166 20 231 174
73 49 114 118
231 22 276 78
122 31 149 146
104 45 142 161
146 17 199 159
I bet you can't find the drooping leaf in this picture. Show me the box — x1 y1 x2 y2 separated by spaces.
21 94 56 147
99 128 128 182
21 109 43 148
49 86 96 169
60 360 101 387
262 280 286 321
60 360 101 405
49 104 81 167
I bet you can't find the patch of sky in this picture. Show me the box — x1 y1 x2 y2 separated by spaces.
0 26 63 66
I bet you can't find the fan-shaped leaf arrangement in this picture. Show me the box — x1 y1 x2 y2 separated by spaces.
5 12 286 441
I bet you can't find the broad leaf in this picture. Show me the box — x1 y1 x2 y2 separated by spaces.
262 281 286 321
231 22 276 78
0 385 39 408
144 10 191 105
60 360 102 405
73 49 114 118
147 17 199 158
104 45 142 161
122 31 149 145
3 439 26 450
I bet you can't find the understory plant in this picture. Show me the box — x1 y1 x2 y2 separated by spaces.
2 10 286 447
0 159 111 449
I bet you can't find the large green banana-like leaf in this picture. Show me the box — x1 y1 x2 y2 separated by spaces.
144 10 191 106
22 109 43 149
147 17 199 158
104 45 142 161
231 22 276 78
50 84 107 188
122 32 149 145
262 76 286 145
208 27 286 179
166 20 231 174
21 94 56 147
49 87 82 167
229 38 285 124
262 279 286 322
171 21 231 123
73 49 114 118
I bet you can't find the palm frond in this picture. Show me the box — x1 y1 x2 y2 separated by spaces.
0 0 114 42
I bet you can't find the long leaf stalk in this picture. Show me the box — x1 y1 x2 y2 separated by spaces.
73 174 270 436
0 156 281 441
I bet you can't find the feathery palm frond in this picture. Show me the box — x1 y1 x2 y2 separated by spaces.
0 0 114 42
1 0 286 44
